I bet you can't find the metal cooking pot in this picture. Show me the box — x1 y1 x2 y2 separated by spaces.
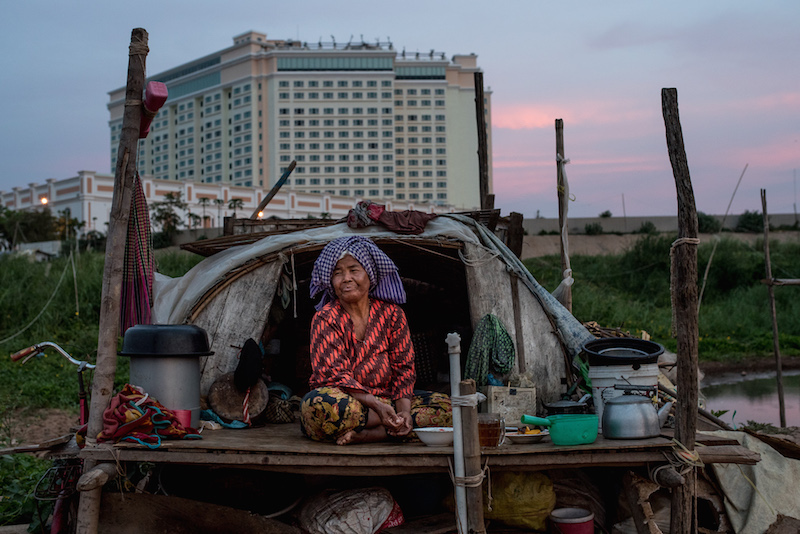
602 385 672 440
545 394 591 415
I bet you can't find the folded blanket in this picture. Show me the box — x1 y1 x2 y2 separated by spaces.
97 384 201 448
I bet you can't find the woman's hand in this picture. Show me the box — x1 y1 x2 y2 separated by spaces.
387 398 413 437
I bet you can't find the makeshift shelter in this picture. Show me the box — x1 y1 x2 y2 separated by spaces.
153 214 595 405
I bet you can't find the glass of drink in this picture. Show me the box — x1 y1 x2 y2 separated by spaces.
477 412 505 447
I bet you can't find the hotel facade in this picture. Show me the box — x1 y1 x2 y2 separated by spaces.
108 31 492 210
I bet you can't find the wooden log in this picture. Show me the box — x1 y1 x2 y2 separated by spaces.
460 379 486 534
77 463 118 492
555 119 572 313
662 87 699 534
622 471 663 534
761 189 787 427
474 72 490 210
652 466 685 488
78 28 150 534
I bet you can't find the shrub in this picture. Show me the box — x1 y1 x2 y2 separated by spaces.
634 221 658 235
735 210 763 233
584 222 604 235
599 210 612 218
697 212 722 234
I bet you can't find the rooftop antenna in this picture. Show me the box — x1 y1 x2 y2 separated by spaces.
430 49 434 58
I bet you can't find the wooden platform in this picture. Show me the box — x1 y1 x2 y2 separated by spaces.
79 423 759 476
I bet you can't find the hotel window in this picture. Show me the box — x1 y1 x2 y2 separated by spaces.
367 92 378 98
323 81 333 87
309 92 319 99
352 81 363 87
382 81 391 87
397 193 405 200
367 81 377 87
323 92 334 99
355 178 364 184
338 108 349 114
324 108 334 114
437 181 447 188
353 92 363 99
382 92 391 98
309 81 319 87
338 92 348 99
339 178 350 184
435 89 444 95
294 81 304 87
369 189 379 196
325 178 335 185
355 189 365 195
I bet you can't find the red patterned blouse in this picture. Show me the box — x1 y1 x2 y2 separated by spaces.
309 299 416 400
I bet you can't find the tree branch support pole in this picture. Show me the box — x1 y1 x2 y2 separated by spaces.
761 189 786 427
662 88 699 534
460 379 486 534
77 28 149 534
555 119 572 312
474 72 491 210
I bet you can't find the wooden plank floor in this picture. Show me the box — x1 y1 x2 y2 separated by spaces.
79 422 758 475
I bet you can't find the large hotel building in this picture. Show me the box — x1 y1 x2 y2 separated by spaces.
108 31 492 209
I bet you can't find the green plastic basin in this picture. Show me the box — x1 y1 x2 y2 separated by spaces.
520 413 598 446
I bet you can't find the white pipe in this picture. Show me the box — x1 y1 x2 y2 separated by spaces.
446 332 468 534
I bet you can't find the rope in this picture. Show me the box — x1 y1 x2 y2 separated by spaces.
0 250 72 345
669 237 700 336
242 387 252 426
448 457 493 520
670 438 704 473
458 246 499 267
465 314 515 387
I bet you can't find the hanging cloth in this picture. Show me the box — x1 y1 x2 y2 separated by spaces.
120 173 155 334
465 314 516 387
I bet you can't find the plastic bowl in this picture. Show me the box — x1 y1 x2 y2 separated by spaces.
119 324 213 357
414 427 454 447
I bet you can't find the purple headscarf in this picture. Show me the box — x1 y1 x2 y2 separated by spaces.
310 236 406 311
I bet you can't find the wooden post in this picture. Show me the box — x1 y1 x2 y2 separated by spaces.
662 88 699 534
460 379 486 534
474 72 490 210
555 119 572 312
761 189 786 427
77 28 149 534
249 160 296 219
506 212 524 258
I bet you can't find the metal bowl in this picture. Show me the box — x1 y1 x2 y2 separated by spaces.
505 430 549 444
119 324 213 357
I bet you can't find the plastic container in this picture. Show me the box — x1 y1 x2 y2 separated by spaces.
520 414 598 446
120 324 212 429
550 507 594 534
583 338 664 428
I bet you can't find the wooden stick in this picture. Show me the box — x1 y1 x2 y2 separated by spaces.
474 72 490 210
76 28 149 534
662 87 699 534
249 160 296 219
555 119 572 312
460 379 486 534
761 189 786 427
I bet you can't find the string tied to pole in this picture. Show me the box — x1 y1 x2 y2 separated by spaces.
450 392 487 407
449 458 494 512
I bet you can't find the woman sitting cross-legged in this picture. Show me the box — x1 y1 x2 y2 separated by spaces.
300 235 451 445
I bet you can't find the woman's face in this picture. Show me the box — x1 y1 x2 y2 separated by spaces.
331 254 370 305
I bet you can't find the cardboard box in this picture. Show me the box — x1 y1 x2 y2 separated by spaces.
480 385 536 426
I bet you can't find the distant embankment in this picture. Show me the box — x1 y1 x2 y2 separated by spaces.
521 231 800 259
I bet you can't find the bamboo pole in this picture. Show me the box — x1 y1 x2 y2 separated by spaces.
662 88 699 534
474 72 490 210
460 379 486 534
249 160 296 219
76 28 149 534
761 189 786 427
555 119 572 312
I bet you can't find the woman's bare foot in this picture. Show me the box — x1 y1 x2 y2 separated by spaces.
336 426 387 445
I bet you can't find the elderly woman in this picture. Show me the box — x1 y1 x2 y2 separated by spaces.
301 235 451 445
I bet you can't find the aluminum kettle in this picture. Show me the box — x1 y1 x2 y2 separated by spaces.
602 385 672 440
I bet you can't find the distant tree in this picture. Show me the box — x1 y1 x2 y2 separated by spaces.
599 210 613 218
584 222 604 235
0 206 58 248
198 197 211 227
187 213 201 229
213 198 225 226
320 212 331 220
735 210 763 233
150 191 187 245
697 211 722 234
228 198 244 218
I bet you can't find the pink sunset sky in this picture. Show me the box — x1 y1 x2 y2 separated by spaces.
1 1 798 219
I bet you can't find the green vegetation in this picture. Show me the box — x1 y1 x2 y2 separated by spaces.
524 234 800 361
0 249 202 526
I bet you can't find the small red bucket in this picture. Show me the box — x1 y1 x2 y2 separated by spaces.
550 507 594 534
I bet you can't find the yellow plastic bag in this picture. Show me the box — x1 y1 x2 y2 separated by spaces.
484 471 556 531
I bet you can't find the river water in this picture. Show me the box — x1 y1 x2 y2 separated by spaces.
701 370 800 428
